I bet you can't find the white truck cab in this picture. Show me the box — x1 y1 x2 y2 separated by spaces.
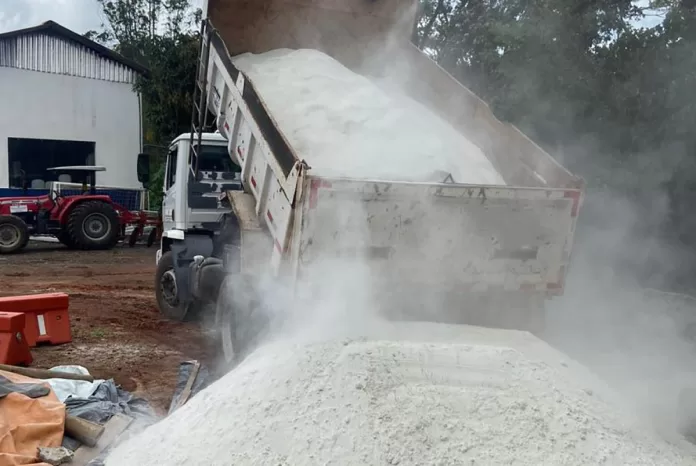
138 131 243 322
160 131 241 239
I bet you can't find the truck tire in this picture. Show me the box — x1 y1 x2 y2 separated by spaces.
0 215 29 254
215 274 269 366
155 251 190 321
66 201 120 250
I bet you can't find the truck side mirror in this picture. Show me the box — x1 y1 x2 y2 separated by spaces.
137 153 150 185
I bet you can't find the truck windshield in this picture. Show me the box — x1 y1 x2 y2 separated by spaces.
196 144 240 173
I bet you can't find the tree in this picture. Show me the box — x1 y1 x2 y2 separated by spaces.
412 0 696 284
411 0 694 183
85 0 201 207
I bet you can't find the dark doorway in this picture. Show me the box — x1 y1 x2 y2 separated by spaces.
8 138 96 189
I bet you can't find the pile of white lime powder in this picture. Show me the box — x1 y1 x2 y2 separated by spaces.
105 323 696 465
231 49 506 185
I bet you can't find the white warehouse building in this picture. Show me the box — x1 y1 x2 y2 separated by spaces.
0 21 148 208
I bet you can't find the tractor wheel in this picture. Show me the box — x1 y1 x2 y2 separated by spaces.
57 231 77 249
0 215 29 254
155 251 190 321
66 201 120 250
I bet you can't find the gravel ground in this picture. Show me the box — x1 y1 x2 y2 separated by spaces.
0 241 215 413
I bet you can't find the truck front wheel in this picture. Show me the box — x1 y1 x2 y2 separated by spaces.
215 274 268 366
155 251 190 321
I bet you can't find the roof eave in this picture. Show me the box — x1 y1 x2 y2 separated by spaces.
0 20 150 77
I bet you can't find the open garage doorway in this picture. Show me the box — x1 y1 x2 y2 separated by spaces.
8 138 96 189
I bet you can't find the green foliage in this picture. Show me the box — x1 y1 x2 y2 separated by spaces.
407 0 696 266
415 0 696 229
86 0 201 207
148 161 166 209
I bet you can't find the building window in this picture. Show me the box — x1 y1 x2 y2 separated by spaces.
8 137 96 189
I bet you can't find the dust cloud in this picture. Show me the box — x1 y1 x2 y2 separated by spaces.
545 182 696 441
520 39 696 440
220 0 696 445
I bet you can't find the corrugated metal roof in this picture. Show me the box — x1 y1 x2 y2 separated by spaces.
0 21 149 82
0 32 138 83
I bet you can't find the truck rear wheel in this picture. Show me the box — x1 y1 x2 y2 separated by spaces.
66 201 120 250
215 274 268 366
0 215 29 254
155 251 190 321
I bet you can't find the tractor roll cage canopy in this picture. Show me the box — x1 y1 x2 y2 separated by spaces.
47 166 106 195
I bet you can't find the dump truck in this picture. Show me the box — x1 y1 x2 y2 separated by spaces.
136 0 585 363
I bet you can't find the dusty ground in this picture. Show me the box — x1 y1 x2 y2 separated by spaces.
0 241 215 414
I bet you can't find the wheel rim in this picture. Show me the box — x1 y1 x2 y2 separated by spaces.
160 269 179 307
0 224 21 248
82 213 111 241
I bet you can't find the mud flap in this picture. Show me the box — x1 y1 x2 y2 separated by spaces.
169 235 214 305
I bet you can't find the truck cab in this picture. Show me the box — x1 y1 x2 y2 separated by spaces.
138 132 242 321
160 132 241 239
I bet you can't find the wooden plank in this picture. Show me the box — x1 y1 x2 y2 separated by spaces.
64 415 105 448
72 414 134 466
170 360 201 413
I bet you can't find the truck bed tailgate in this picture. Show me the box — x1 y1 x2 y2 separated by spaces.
294 178 581 294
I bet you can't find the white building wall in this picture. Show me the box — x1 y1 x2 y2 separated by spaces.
0 66 142 189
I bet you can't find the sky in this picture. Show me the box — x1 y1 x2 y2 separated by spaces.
0 0 664 36
0 0 103 33
0 0 204 34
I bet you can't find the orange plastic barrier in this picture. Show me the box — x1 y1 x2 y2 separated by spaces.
0 293 72 347
0 312 33 365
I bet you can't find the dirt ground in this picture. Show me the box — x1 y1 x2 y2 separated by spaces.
0 241 215 414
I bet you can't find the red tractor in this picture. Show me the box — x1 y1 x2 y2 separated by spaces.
0 166 160 254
